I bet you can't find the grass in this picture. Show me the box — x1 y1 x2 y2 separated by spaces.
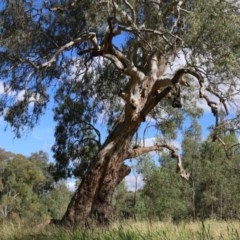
1 220 240 240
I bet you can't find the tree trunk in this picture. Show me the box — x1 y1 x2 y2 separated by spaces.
61 121 140 227
59 64 173 227
91 163 131 224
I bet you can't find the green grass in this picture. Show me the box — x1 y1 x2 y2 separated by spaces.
1 220 240 240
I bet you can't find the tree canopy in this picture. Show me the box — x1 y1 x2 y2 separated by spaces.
0 0 239 179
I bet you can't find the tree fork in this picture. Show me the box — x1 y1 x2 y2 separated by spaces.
60 121 140 227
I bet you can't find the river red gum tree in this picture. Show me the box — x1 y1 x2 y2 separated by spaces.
0 0 240 227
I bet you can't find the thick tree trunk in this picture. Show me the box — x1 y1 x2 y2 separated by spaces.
91 163 131 224
60 66 173 227
61 121 140 227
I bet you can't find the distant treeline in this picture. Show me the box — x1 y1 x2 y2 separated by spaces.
1 125 240 224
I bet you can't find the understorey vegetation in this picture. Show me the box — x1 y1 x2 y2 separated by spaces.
1 123 240 225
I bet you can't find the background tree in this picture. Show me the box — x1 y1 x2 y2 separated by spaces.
0 152 49 222
0 0 240 226
181 120 202 221
0 149 72 223
196 132 240 220
140 152 191 222
112 181 138 220
42 181 72 220
138 130 240 222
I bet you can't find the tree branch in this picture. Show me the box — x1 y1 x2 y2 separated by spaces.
111 0 135 26
40 33 98 68
49 0 78 12
126 143 190 180
16 33 99 70
214 135 240 160
123 0 136 23
165 67 228 126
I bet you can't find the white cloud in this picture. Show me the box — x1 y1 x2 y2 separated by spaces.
125 174 144 191
143 137 156 147
165 51 187 75
0 81 16 97
0 81 4 94
169 139 181 150
0 81 44 108
66 178 77 192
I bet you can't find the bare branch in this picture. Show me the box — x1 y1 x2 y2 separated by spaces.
127 145 162 158
153 77 173 92
92 17 133 72
122 0 136 23
14 32 100 70
206 86 228 115
118 25 173 47
40 33 98 68
171 68 224 126
103 54 125 70
111 1 135 26
171 0 184 34
126 143 190 180
160 143 190 180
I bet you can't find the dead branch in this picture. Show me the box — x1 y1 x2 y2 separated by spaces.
214 135 240 160
206 86 228 115
126 143 190 180
171 68 225 127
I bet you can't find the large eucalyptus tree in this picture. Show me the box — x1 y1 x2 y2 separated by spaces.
0 0 240 226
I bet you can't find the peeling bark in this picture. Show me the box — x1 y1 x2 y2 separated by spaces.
58 64 203 227
59 67 193 227
91 164 131 224
61 120 140 227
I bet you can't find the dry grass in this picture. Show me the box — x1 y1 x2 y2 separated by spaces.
1 219 240 239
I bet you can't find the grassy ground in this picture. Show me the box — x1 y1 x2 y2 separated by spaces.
1 220 240 240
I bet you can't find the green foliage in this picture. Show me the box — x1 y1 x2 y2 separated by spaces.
42 182 72 220
50 56 133 179
52 79 100 179
113 181 140 220
0 154 47 222
139 125 240 222
0 149 72 223
0 0 239 136
140 159 191 222
0 0 239 182
195 132 240 220
112 182 129 218
187 0 240 75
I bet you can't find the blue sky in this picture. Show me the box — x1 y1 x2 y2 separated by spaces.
0 106 55 159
